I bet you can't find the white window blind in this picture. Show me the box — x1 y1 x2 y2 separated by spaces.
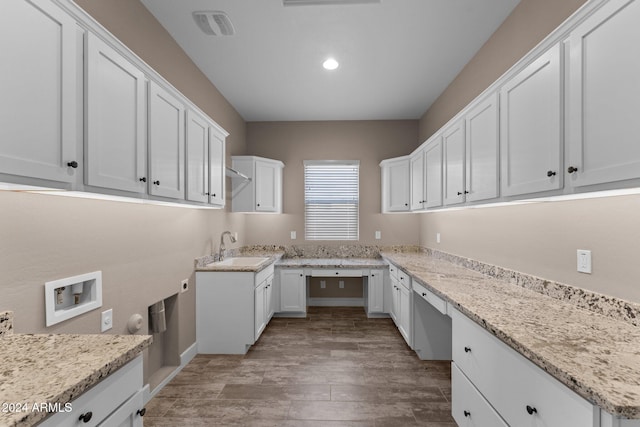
304 161 359 241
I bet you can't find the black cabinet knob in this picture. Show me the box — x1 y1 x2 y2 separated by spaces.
464 410 471 417
371 274 375 277
464 191 469 194
526 405 537 415
547 170 556 177
464 346 471 353
79 411 93 423
153 180 160 185
567 166 578 174
257 203 261 207
139 177 147 182
212 193 216 197
404 203 408 206
205 192 210 196
457 191 462 196
137 408 146 417
299 274 303 277
422 293 426 297
67 161 78 168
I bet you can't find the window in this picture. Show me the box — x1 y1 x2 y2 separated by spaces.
304 160 359 241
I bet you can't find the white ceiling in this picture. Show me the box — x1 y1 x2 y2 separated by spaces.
140 0 521 122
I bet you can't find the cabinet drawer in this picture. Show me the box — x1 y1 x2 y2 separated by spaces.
397 270 410 290
413 281 447 315
388 264 399 280
452 362 508 427
452 309 597 427
310 269 363 277
40 356 142 427
255 263 275 286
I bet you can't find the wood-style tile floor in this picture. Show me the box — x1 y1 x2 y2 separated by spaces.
145 307 456 426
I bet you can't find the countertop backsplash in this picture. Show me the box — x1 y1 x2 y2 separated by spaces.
0 311 13 337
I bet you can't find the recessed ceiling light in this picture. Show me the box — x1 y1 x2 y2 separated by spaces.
323 58 339 70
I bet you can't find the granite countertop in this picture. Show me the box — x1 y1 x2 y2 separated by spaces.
381 252 640 419
276 257 387 269
0 316 152 427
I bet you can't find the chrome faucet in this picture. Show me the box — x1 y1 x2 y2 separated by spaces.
219 231 237 261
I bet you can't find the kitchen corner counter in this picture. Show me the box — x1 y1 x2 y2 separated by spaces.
381 251 640 419
0 322 151 427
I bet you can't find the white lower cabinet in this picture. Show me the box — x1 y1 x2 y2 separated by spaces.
452 363 508 427
279 269 306 314
388 263 412 348
39 356 145 427
254 272 274 341
196 264 275 354
366 269 384 314
452 308 598 427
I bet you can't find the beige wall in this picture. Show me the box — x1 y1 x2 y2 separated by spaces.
0 0 247 363
309 278 363 298
417 0 640 303
244 121 421 246
419 0 587 141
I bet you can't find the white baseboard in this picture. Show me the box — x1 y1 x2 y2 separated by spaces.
143 342 197 403
308 297 364 307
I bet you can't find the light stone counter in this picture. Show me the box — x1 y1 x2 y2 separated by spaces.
381 251 640 419
0 313 151 427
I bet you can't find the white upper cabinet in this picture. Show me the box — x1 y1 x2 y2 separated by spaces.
148 81 185 200
208 127 226 207
443 121 466 206
0 0 78 185
231 156 283 213
410 151 425 211
424 137 443 208
255 159 279 212
500 43 563 197
380 156 410 212
465 93 499 203
85 33 147 193
185 109 209 203
567 0 640 188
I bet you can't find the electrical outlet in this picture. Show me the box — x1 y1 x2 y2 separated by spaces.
339 280 344 289
375 231 381 240
577 249 592 274
101 309 113 332
180 279 189 293
436 233 441 244
320 280 326 289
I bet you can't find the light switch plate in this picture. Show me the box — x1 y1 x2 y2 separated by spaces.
577 249 592 274
375 231 381 240
436 233 441 243
290 231 297 240
101 308 113 332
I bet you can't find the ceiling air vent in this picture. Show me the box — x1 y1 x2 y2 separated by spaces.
193 11 235 36
283 0 380 6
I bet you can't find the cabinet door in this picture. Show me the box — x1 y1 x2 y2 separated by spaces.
185 110 209 203
266 275 275 320
368 270 384 313
100 389 144 427
443 121 466 206
255 160 277 212
410 152 425 210
452 363 508 427
390 277 399 324
280 269 306 312
501 44 562 197
398 283 412 346
148 82 185 199
465 93 499 202
568 0 640 188
209 128 226 206
85 33 147 194
387 159 410 211
424 138 443 208
254 281 266 341
0 0 78 184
